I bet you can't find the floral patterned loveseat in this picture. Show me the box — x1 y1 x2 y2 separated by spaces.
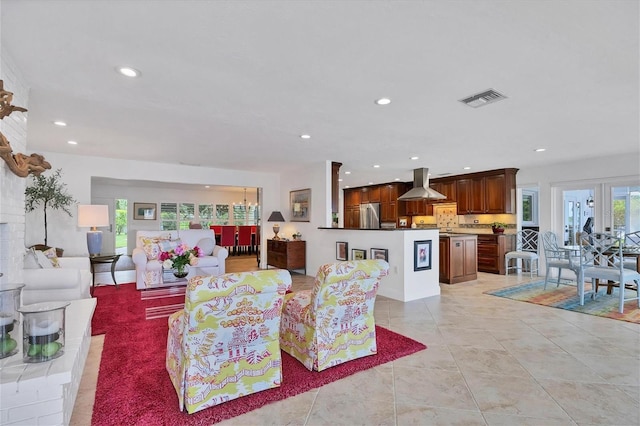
279 259 389 372
166 269 292 414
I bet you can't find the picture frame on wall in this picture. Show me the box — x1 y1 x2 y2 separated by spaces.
133 202 157 220
370 248 389 262
414 240 432 271
290 188 311 222
352 248 366 260
336 241 348 261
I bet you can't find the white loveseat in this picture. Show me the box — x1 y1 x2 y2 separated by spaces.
132 229 228 290
22 257 93 305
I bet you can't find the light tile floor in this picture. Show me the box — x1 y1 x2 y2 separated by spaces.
71 260 640 425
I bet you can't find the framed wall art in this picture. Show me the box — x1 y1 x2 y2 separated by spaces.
133 202 157 220
413 240 432 271
336 241 348 261
370 248 388 262
351 248 366 260
290 188 311 222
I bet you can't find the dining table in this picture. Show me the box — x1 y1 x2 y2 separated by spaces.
560 244 640 295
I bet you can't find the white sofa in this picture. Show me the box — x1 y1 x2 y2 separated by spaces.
22 257 93 305
132 229 228 290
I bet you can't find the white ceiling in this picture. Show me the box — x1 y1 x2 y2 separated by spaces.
2 0 638 189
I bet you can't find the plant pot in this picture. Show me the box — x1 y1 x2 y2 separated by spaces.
492 227 505 234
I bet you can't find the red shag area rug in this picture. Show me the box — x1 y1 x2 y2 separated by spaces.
90 283 427 425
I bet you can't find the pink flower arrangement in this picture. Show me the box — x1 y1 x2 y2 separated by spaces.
159 243 203 273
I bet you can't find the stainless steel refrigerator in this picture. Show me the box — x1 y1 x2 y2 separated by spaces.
359 203 380 229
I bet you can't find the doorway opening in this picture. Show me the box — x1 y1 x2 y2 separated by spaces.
115 199 128 255
562 189 595 245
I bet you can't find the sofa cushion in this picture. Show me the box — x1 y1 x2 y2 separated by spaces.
196 237 215 256
33 249 54 268
142 237 163 260
196 256 220 268
41 247 61 268
158 238 182 253
24 249 41 269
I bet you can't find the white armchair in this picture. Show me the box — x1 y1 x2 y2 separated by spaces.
22 257 92 305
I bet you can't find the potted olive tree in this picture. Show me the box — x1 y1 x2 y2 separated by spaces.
24 168 76 255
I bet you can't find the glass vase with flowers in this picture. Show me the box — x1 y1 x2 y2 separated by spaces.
159 243 203 278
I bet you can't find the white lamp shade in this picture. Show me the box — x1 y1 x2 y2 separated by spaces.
78 205 109 228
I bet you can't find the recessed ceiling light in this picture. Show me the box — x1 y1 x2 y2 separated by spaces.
338 178 343 182
375 98 391 105
300 134 311 139
205 185 210 188
345 171 351 175
394 178 400 181
373 165 380 168
117 66 140 77
535 148 546 152
410 156 419 160
67 140 78 145
345 185 350 188
368 182 374 185
463 166 471 170
53 121 67 127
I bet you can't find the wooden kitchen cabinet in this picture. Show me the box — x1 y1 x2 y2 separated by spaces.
403 199 434 216
456 177 485 214
477 234 514 274
361 186 380 203
450 169 517 215
267 239 306 274
439 234 478 284
344 206 360 229
429 180 457 203
344 188 361 208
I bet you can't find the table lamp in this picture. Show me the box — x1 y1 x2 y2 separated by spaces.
267 211 285 240
78 205 109 256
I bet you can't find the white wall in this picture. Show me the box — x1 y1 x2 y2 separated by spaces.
0 50 29 286
25 152 284 258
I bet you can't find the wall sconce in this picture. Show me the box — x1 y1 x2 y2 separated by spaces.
586 195 595 208
78 205 109 256
267 211 285 240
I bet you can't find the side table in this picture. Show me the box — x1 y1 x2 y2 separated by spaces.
89 254 122 294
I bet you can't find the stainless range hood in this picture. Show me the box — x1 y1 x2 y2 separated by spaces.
398 168 446 201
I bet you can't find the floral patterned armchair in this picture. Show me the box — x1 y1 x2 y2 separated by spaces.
166 269 292 414
279 259 389 372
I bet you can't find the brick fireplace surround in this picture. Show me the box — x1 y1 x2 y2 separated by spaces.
0 52 95 424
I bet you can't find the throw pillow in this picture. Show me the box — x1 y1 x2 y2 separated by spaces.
196 237 215 256
24 248 41 269
34 250 54 269
41 247 61 268
141 237 161 260
158 238 182 253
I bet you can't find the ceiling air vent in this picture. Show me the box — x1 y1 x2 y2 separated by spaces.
459 89 507 108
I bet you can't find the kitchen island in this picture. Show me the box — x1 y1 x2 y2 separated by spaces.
439 233 478 284
317 227 440 301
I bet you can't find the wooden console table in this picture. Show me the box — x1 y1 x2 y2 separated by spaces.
266 239 306 274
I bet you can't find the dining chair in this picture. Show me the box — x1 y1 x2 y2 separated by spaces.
623 231 640 271
236 225 253 255
505 229 539 277
219 225 236 255
578 232 640 313
541 231 581 290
